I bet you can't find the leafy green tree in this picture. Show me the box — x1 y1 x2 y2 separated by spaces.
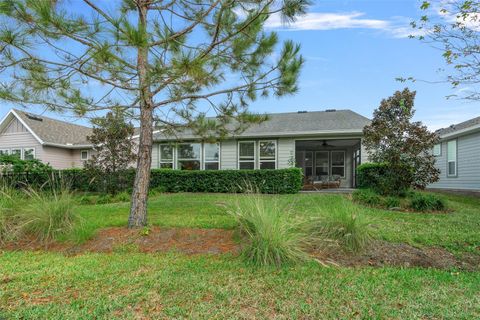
85 109 137 195
0 0 307 227
363 88 440 194
410 0 480 100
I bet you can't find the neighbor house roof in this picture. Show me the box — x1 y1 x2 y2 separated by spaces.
154 109 370 140
1 109 93 148
436 115 480 139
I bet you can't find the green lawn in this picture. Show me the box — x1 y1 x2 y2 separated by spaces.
1 192 480 319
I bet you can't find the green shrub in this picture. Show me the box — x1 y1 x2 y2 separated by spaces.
96 194 113 205
311 203 372 253
352 189 382 207
409 193 446 212
113 192 130 203
16 189 80 242
384 196 401 208
1 168 303 194
227 194 312 267
356 162 413 196
0 187 22 243
149 186 167 196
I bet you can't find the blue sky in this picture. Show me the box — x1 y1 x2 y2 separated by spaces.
1 0 479 130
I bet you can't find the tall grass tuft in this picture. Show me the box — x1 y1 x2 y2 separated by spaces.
228 194 313 267
15 188 80 243
312 203 372 253
0 186 22 243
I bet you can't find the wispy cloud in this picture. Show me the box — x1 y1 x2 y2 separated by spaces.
265 12 389 31
263 11 427 38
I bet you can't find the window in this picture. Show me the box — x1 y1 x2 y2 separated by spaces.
23 148 35 160
315 151 329 177
204 143 220 170
433 144 441 156
159 144 174 169
11 149 21 159
331 151 345 178
258 140 276 169
80 150 89 161
0 149 9 156
238 141 255 169
447 140 457 176
177 143 201 170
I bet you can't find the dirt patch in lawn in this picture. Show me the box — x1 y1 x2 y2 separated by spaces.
314 240 480 271
2 229 478 270
2 227 241 255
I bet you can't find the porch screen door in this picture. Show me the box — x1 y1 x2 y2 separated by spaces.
315 151 329 179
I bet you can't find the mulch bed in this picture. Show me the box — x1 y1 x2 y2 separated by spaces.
2 227 479 270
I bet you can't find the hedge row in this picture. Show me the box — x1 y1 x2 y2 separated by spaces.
0 168 303 194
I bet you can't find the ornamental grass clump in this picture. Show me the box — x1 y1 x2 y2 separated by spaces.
312 203 372 253
0 186 22 243
228 194 313 267
15 188 80 243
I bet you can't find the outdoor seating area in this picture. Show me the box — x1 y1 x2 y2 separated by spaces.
303 175 342 191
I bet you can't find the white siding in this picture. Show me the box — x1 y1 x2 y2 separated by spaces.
430 131 480 190
220 140 237 169
0 130 43 160
151 143 159 169
278 138 295 169
360 139 370 164
2 118 28 134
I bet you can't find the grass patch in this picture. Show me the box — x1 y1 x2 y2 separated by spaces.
1 251 479 319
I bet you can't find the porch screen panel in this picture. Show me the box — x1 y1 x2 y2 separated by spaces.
315 151 329 177
331 151 345 178
239 142 255 169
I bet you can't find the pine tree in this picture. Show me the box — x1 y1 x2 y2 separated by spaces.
0 0 308 227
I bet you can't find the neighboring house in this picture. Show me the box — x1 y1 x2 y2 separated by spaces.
0 109 93 169
429 116 480 192
151 110 371 188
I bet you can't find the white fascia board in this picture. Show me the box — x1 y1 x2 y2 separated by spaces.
440 124 480 140
8 109 45 145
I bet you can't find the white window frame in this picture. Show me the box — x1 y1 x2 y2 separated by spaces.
176 142 202 170
23 148 36 160
315 151 330 177
159 144 175 169
238 141 256 170
203 142 221 170
0 149 9 156
447 139 457 177
330 150 346 178
258 140 277 169
433 143 441 156
80 150 89 161
10 148 22 159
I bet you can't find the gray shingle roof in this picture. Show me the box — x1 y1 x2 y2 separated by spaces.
436 115 480 136
13 109 92 146
154 109 370 140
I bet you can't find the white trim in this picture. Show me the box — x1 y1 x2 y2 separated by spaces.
203 142 221 170
176 142 201 170
238 140 256 170
433 143 441 157
447 139 457 177
131 129 163 140
258 140 277 169
23 147 36 160
159 143 175 169
10 110 45 145
440 124 480 139
10 148 22 159
0 149 9 155
80 150 90 161
315 150 330 177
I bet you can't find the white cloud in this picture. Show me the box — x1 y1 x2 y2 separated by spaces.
265 12 389 31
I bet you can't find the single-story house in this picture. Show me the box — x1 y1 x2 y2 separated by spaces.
429 116 480 192
152 109 371 188
1 108 371 188
0 109 93 169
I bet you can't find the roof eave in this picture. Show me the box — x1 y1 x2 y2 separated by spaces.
439 124 480 139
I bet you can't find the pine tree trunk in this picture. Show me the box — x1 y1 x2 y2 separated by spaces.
128 1 152 228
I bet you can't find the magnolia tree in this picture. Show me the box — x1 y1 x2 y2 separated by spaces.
85 109 137 194
363 88 440 192
409 0 480 100
0 0 307 227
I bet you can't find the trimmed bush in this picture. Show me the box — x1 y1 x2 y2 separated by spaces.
352 189 382 207
409 193 446 212
356 162 413 196
1 168 303 194
383 196 401 209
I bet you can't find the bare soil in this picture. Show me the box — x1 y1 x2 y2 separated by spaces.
2 227 479 270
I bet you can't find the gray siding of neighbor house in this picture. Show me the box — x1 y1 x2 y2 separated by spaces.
430 131 480 191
